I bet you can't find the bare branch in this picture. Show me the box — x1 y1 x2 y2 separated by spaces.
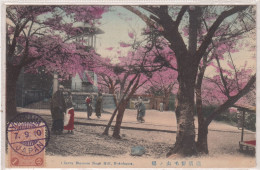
215 55 230 98
205 73 256 126
140 6 160 16
196 6 249 63
123 6 156 27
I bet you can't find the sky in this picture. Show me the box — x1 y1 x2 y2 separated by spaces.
94 6 256 75
95 6 146 63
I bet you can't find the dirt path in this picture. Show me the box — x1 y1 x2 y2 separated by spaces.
18 107 255 134
17 108 256 168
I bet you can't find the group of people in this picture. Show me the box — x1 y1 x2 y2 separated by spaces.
50 85 146 134
50 85 74 135
50 85 103 135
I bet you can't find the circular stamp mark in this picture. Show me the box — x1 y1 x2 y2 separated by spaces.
11 157 19 166
35 157 43 166
7 112 50 156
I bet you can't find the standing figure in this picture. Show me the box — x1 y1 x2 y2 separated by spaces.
95 92 103 118
50 85 66 135
159 102 164 112
136 97 146 123
64 91 74 134
85 95 93 119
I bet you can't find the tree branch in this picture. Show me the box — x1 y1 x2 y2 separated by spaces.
175 6 188 27
140 6 160 16
195 6 249 63
215 55 230 98
205 73 256 126
123 6 156 27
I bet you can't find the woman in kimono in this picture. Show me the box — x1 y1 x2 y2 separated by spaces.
136 97 146 123
95 92 103 118
64 91 74 134
85 95 93 119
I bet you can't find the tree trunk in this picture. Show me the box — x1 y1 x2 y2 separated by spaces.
6 64 22 122
167 67 198 157
195 65 209 154
103 74 139 136
195 86 209 154
196 123 208 154
103 106 118 135
112 100 127 138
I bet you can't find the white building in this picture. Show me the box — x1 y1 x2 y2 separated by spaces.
71 70 98 92
70 23 103 93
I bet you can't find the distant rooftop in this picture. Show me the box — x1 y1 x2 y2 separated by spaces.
233 104 256 113
73 22 104 35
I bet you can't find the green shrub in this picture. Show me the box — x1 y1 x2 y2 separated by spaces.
244 113 256 131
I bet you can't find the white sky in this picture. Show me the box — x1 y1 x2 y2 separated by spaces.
94 6 256 74
95 6 146 63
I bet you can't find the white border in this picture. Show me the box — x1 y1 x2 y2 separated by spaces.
1 1 259 170
0 0 258 5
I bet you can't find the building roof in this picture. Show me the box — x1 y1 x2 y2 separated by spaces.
233 104 256 113
73 22 104 35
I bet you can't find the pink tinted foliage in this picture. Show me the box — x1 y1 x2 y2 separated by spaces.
202 63 253 106
227 61 234 69
138 67 178 95
229 107 237 113
94 39 178 96
106 47 114 51
128 32 134 39
119 42 131 48
144 27 151 33
182 26 189 36
7 5 108 80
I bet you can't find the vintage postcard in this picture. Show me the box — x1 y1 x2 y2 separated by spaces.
1 0 259 169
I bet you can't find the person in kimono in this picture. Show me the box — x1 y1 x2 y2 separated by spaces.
85 95 93 119
50 85 66 135
135 97 146 123
64 91 74 134
95 92 103 118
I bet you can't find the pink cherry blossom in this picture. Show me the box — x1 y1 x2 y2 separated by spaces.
106 47 114 51
119 42 131 48
128 32 134 39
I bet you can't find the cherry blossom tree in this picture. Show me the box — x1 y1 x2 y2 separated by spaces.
195 53 255 153
101 37 174 137
101 52 152 138
93 57 120 106
6 5 107 121
143 65 178 110
193 11 256 154
125 5 255 156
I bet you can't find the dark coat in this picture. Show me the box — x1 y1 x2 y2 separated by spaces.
95 96 103 116
50 90 66 120
137 102 146 117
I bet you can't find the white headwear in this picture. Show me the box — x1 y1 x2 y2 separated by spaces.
59 85 64 89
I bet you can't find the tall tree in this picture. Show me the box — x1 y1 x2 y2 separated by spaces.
125 5 253 156
194 11 256 153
